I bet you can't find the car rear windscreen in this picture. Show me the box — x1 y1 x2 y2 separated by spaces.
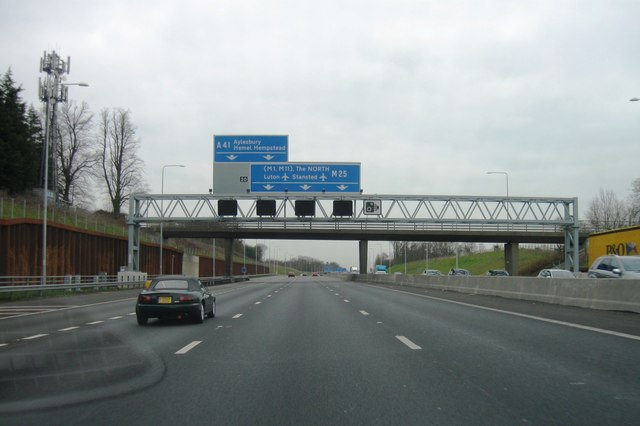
153 280 189 290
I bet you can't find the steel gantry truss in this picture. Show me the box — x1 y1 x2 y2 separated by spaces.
127 193 583 273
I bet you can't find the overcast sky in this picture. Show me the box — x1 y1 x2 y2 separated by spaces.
2 0 639 267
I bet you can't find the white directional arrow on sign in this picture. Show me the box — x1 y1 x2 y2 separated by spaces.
282 173 290 181
263 155 275 160
300 185 312 191
337 185 348 191
263 184 274 190
226 155 238 161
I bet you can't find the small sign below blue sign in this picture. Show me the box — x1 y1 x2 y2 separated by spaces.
251 163 361 193
214 135 288 163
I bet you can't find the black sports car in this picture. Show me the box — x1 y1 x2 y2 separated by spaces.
136 276 216 325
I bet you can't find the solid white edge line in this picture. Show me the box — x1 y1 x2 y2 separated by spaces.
175 340 202 355
0 307 65 311
396 335 422 350
22 334 48 340
58 326 80 332
372 285 640 342
0 297 137 321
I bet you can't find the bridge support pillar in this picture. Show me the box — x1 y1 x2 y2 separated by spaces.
224 238 233 277
359 240 368 274
505 242 519 276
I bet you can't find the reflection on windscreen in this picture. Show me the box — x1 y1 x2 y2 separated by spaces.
620 257 640 272
152 280 189 290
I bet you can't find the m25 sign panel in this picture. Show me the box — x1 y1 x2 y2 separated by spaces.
250 163 361 193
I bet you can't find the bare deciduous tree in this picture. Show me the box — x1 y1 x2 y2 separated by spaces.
628 177 640 225
97 107 147 216
586 188 629 231
54 100 95 206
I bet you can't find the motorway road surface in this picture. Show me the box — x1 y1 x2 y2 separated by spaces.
1 276 639 425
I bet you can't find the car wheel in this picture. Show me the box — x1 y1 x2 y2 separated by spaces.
136 313 148 325
207 300 216 318
194 303 205 324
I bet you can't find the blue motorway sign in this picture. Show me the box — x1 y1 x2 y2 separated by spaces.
250 163 361 193
214 135 288 163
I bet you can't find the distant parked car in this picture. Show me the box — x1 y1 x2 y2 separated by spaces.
486 269 509 277
448 268 470 276
537 269 575 278
588 255 640 279
422 269 443 276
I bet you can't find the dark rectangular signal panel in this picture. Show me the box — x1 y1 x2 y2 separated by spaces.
333 200 353 216
256 200 277 216
218 200 238 216
294 200 315 217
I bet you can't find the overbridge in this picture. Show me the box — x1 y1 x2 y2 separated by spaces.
127 193 586 276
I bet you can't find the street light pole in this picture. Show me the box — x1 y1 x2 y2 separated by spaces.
486 171 509 198
160 164 185 275
38 50 87 284
487 171 510 226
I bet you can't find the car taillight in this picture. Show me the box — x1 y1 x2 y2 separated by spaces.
138 295 152 303
179 295 195 302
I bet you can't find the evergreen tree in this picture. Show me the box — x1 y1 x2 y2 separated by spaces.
0 69 42 193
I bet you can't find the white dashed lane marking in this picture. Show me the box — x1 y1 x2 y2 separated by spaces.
232 314 243 319
58 326 80 332
175 341 202 355
359 311 370 316
86 321 104 325
22 334 48 340
396 336 422 350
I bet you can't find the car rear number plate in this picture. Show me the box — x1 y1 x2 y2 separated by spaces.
158 296 172 304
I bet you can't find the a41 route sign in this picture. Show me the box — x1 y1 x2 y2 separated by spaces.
214 135 288 163
250 163 361 193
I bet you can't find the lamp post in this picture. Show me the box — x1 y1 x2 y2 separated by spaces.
38 50 87 284
487 171 510 227
159 164 185 274
486 171 509 198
